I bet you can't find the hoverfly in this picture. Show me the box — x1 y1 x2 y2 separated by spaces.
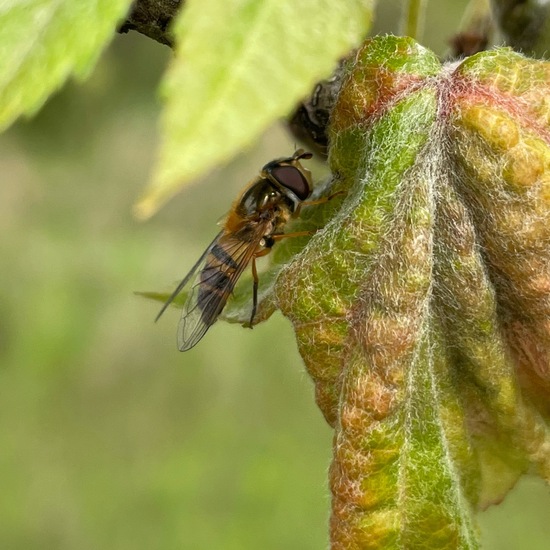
156 149 319 351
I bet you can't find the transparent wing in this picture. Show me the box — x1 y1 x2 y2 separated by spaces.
177 229 267 351
155 230 224 322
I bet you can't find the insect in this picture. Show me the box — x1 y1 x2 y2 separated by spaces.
156 149 320 351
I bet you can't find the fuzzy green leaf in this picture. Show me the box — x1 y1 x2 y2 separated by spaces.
135 0 374 218
275 36 550 548
0 0 133 131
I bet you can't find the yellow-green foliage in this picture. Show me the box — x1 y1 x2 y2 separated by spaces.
0 0 134 130
136 0 374 218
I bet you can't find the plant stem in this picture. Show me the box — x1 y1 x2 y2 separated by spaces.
401 0 428 41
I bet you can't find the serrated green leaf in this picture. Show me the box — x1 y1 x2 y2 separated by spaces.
135 0 373 219
0 0 134 131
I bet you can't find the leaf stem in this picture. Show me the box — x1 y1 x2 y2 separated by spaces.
401 0 428 41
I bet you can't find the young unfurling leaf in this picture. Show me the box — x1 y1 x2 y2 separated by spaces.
276 37 550 548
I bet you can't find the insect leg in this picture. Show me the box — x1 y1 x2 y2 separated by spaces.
292 191 344 217
249 255 259 328
300 190 344 208
247 248 272 328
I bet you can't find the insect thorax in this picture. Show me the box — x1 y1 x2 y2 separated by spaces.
236 178 298 218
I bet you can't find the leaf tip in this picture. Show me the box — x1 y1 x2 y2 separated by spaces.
133 195 159 220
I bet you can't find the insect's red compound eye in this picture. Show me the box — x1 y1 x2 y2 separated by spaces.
270 165 310 200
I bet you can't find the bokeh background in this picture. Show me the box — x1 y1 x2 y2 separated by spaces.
1 2 549 548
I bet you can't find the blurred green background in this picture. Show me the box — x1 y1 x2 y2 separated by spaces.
0 2 549 549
